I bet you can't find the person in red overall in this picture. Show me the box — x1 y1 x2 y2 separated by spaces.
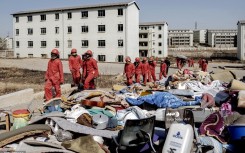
44 49 64 101
148 56 157 82
202 59 208 72
190 58 195 67
124 56 135 86
82 50 99 90
68 48 83 87
134 57 143 83
141 57 149 85
159 59 167 80
198 58 203 68
187 58 191 67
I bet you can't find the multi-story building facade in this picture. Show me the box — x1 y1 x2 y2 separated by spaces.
207 29 237 48
237 20 245 60
193 29 207 44
168 29 193 47
12 1 139 62
139 22 168 58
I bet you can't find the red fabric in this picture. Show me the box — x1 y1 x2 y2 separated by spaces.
44 59 64 101
202 63 208 72
198 59 203 68
188 59 191 67
141 62 149 85
159 63 167 80
69 55 83 85
190 59 194 67
148 61 157 82
135 62 143 83
82 58 99 89
124 63 135 85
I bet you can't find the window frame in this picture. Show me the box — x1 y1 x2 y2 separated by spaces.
16 17 19 23
28 28 33 35
55 13 59 20
81 40 89 48
98 40 106 47
81 26 89 33
118 39 123 47
16 29 19 35
41 41 47 48
158 42 162 46
55 27 59 34
118 24 123 32
81 11 88 18
41 28 46 35
98 10 105 17
28 41 33 48
40 14 46 21
118 8 123 16
67 12 72 19
68 40 72 48
98 25 106 32
68 26 72 34
27 16 32 22
16 41 20 48
98 55 106 62
55 40 60 48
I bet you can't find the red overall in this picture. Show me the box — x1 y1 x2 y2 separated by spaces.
148 61 157 82
198 59 203 68
82 58 99 89
202 62 208 72
124 63 135 86
135 62 143 83
159 62 167 80
44 59 64 101
141 62 149 85
69 55 83 85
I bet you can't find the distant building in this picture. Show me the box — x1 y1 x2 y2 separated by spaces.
207 29 237 48
193 29 207 44
139 22 168 58
12 1 139 62
6 37 13 49
237 20 245 60
168 29 193 47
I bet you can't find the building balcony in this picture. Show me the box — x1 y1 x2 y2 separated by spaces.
139 38 149 41
139 46 149 50
139 30 149 33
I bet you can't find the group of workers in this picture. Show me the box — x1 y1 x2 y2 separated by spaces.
44 48 98 101
44 48 208 102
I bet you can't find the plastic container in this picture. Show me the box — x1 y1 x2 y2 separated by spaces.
12 109 30 130
228 125 245 141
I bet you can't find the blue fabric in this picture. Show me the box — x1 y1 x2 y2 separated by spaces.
126 92 201 108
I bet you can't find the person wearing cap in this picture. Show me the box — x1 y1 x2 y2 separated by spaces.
82 50 99 89
44 49 64 101
68 48 83 87
159 58 167 80
134 57 143 83
148 56 157 82
124 56 135 86
141 57 149 85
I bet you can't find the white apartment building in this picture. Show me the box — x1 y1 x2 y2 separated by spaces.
12 1 139 62
168 29 193 47
193 29 207 44
139 22 168 58
237 20 245 60
207 29 237 48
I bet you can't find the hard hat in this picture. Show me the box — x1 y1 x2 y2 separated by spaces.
51 49 59 55
125 56 131 62
149 56 154 61
135 57 140 62
71 48 77 54
86 50 93 56
142 57 147 61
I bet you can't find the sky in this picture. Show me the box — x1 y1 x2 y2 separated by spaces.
0 0 245 37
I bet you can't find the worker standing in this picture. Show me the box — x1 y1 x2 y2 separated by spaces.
44 49 64 101
148 56 157 82
165 57 171 75
202 59 208 72
82 50 99 90
68 48 83 87
124 56 135 86
134 57 143 83
141 57 149 85
159 59 167 80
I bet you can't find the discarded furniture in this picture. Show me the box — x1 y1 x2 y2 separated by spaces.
0 111 10 132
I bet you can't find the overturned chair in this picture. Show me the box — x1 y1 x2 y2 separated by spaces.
112 115 156 153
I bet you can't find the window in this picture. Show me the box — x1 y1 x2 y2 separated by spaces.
158 42 162 46
158 34 162 38
41 28 46 34
118 55 124 62
158 50 162 54
28 41 33 48
118 39 123 47
55 27 59 34
16 41 19 48
40 14 46 21
41 41 46 48
55 13 59 20
118 8 123 16
16 29 19 35
67 12 72 19
68 26 72 34
28 28 33 35
153 34 155 37
118 24 123 31
55 41 59 48
98 10 105 17
158 26 162 30
98 55 106 62
81 26 89 33
81 11 88 18
82 40 89 47
27 16 32 22
98 25 105 32
98 40 105 47
16 17 19 22
68 40 72 48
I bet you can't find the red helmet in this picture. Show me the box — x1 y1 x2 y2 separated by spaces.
51 49 59 55
71 48 77 54
142 57 147 61
125 56 131 62
135 57 140 62
86 50 93 56
149 56 154 61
